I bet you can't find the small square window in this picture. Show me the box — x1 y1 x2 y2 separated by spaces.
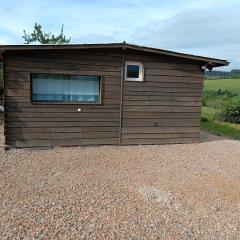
125 61 144 81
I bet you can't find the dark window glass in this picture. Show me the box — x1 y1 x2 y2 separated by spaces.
31 73 101 103
127 64 140 78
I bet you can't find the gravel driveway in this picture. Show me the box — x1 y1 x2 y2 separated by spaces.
1 126 240 239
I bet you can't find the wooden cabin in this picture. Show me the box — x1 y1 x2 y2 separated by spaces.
0 43 228 148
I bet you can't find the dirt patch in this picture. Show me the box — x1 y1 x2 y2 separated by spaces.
138 186 174 206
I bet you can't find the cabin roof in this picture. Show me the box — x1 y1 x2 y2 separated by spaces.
0 42 229 68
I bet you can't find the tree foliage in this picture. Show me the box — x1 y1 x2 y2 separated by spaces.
206 69 240 79
23 23 71 44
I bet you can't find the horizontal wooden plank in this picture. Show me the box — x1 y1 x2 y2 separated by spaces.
123 91 202 97
143 61 200 71
6 111 200 119
5 80 29 89
52 138 119 147
6 60 122 73
5 67 121 77
123 100 201 107
6 49 122 58
144 78 204 84
6 105 201 114
123 112 201 119
124 52 181 62
6 112 120 118
5 72 29 81
124 81 202 88
123 95 202 101
7 131 119 141
5 57 122 68
5 98 202 107
121 137 199 145
5 102 120 109
123 105 201 112
7 137 119 148
5 89 30 97
7 121 119 128
6 126 119 133
6 117 119 122
122 132 199 139
145 68 203 77
123 86 202 93
122 118 200 127
7 139 52 148
122 127 200 134
5 107 120 113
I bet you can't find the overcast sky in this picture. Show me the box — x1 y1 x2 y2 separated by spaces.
0 0 239 70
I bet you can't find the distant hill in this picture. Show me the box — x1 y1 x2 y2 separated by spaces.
205 69 240 79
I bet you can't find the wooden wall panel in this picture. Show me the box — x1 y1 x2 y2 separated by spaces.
4 49 122 148
4 48 204 148
121 50 204 145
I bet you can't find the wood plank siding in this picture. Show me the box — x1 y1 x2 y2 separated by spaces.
121 50 204 145
4 49 122 148
3 48 204 148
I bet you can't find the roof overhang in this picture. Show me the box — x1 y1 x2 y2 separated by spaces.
0 42 229 68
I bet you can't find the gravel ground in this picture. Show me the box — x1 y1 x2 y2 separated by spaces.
1 126 240 239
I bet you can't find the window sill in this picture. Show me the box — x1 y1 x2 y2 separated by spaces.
125 79 144 82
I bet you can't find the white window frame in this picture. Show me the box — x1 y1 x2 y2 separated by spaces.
125 61 144 81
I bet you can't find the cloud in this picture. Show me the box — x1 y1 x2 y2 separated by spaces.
0 40 7 44
131 6 240 69
0 0 239 69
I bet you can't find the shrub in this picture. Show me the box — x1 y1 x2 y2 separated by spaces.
201 116 208 122
202 89 237 109
217 101 240 124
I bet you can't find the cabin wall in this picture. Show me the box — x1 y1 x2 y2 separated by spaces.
4 49 122 148
4 48 205 148
121 50 204 145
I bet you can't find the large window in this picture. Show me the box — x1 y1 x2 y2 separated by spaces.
31 73 101 103
125 61 144 81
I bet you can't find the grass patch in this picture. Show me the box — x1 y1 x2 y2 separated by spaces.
201 106 240 139
201 106 218 121
204 79 240 94
201 121 240 140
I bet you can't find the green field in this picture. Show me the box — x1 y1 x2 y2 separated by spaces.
202 78 240 139
204 79 240 93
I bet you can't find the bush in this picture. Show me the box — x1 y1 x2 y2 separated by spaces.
202 89 237 109
217 101 240 124
201 116 209 122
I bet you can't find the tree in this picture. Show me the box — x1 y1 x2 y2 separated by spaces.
23 22 71 44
